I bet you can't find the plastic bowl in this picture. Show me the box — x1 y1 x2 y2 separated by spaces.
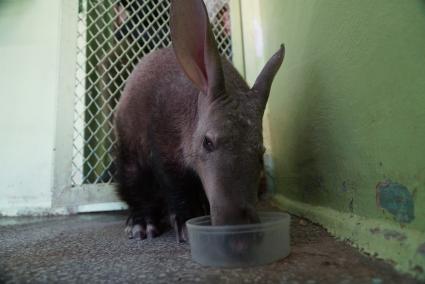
186 212 290 267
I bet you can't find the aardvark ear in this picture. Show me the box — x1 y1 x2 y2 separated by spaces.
170 0 224 96
252 44 285 112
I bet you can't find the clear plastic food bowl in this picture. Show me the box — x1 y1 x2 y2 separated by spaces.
186 212 290 268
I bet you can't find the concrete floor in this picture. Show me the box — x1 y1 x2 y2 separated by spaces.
0 208 419 284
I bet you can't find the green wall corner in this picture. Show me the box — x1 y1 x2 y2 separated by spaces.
273 194 425 280
238 0 425 280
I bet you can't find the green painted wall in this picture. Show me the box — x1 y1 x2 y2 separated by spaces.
239 0 425 279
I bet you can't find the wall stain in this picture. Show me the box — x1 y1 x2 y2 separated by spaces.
349 198 354 213
339 180 358 194
341 181 348 192
382 230 407 241
417 243 425 257
412 265 424 274
370 227 381 234
376 181 415 224
369 227 407 241
304 175 325 193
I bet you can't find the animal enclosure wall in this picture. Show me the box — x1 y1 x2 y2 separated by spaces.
0 0 69 215
239 0 425 280
0 0 243 215
71 0 234 187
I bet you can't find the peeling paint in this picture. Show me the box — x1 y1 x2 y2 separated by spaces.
376 181 415 224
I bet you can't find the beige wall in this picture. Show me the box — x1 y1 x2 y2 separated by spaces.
0 1 62 214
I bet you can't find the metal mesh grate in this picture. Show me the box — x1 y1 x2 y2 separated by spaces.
71 0 233 186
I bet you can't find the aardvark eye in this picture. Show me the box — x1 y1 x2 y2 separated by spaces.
203 136 215 152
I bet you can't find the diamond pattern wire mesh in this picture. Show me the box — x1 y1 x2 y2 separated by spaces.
71 0 233 186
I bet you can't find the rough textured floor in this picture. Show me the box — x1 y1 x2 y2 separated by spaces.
0 208 419 284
